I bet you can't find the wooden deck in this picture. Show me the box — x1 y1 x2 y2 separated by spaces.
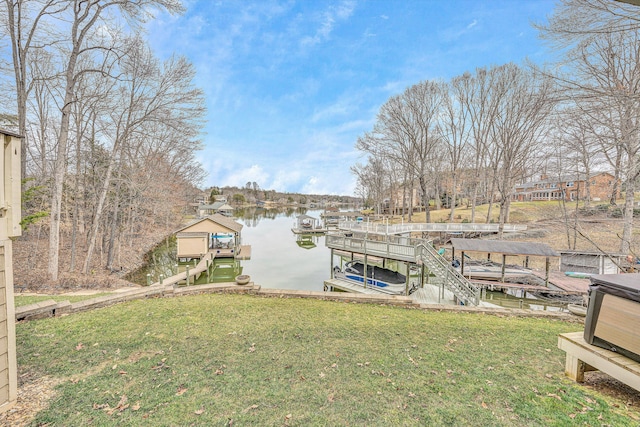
533 271 590 293
323 278 397 295
236 245 251 260
558 331 640 391
470 278 584 296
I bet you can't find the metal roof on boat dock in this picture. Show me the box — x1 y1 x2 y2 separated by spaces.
450 238 560 257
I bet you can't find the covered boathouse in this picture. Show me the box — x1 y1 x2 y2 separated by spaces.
175 214 245 261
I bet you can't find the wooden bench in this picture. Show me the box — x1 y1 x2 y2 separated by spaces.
558 331 640 391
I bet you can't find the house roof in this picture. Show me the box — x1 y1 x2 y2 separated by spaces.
217 203 234 211
0 128 22 138
176 214 243 234
450 238 560 257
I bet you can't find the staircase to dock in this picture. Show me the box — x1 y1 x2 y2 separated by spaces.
415 244 480 306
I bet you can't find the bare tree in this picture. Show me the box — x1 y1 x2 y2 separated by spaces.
440 76 471 222
357 81 446 222
2 0 69 178
461 68 502 223
538 0 640 253
44 0 183 280
489 64 556 238
82 39 205 274
536 0 640 48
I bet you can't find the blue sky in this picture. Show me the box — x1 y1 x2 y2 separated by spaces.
145 0 556 196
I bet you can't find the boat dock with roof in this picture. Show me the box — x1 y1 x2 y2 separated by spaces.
324 224 484 306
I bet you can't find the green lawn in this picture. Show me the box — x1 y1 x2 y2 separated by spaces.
17 294 638 426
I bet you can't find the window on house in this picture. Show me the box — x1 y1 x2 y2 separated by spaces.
566 181 574 187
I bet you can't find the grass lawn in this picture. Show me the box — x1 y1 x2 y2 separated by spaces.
16 294 638 426
14 294 113 308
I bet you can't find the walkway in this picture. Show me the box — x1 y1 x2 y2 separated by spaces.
338 221 527 235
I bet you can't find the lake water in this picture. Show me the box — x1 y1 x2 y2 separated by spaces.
130 208 571 311
236 208 330 291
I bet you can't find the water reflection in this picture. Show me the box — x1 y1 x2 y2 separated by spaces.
296 234 319 250
234 207 307 227
237 209 329 291
126 236 178 285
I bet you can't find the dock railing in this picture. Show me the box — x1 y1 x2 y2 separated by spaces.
415 243 480 306
338 221 527 235
325 233 418 262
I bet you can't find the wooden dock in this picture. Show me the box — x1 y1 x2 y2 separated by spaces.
236 245 251 260
558 331 640 391
470 278 584 296
324 278 398 295
533 271 589 294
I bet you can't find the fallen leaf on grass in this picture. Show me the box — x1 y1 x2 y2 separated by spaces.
242 404 258 413
176 386 188 396
119 370 127 375
75 343 84 351
248 344 256 353
115 395 128 410
569 413 576 419
546 393 562 401
328 393 334 402
195 408 205 415
215 368 224 375
132 402 141 411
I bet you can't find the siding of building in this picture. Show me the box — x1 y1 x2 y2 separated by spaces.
0 130 20 413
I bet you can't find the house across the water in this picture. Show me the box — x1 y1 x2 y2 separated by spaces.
175 214 250 262
196 201 234 217
512 172 618 202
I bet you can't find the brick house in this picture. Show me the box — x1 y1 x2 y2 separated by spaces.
512 172 618 202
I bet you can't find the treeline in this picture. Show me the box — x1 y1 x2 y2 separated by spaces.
353 0 640 252
1 1 205 281
209 185 358 206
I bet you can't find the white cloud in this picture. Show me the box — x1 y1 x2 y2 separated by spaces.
467 19 477 30
300 0 357 47
220 164 270 188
